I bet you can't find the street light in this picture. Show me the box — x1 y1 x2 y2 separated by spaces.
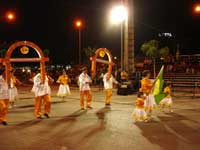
194 4 200 14
75 20 82 64
110 5 128 24
110 5 128 70
5 11 16 22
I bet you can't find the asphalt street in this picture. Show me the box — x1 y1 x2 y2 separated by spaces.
0 85 200 150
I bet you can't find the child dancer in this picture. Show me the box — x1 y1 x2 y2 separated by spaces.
57 70 71 100
132 92 148 122
9 70 22 108
160 82 173 112
140 70 156 116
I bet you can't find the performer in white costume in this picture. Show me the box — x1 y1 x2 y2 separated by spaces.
57 70 71 100
0 67 9 125
32 72 54 119
140 70 156 116
132 92 148 122
9 70 22 108
103 72 119 106
160 82 173 112
78 68 92 110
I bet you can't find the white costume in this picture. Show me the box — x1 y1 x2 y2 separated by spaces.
144 94 156 110
160 98 172 105
78 72 92 108
32 73 51 97
160 86 173 106
0 76 9 100
57 75 71 96
57 84 70 96
9 78 19 102
132 98 148 122
78 73 92 91
103 73 118 90
103 73 118 105
0 75 9 123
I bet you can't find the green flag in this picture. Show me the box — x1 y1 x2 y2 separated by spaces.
152 65 166 104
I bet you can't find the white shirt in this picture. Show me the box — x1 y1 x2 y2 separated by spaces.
32 73 51 97
103 73 118 90
0 75 9 100
78 72 92 91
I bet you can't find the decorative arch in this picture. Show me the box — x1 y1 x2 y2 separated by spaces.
2 41 49 84
90 48 114 79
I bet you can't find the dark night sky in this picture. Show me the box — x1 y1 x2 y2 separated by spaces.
0 0 200 64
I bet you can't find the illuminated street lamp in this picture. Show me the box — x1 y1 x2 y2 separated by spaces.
110 5 128 24
76 21 82 28
110 5 128 70
75 20 82 64
5 11 16 22
194 4 200 14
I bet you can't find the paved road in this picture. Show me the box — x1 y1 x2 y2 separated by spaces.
0 86 200 150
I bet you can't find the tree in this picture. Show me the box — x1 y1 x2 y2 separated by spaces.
82 46 96 65
141 40 169 78
159 47 169 58
0 49 7 57
43 49 50 56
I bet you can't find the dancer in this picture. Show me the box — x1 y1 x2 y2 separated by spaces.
9 70 22 108
0 67 9 125
140 70 156 116
57 70 71 100
32 70 54 119
103 72 119 106
78 67 92 110
132 92 148 122
160 82 173 112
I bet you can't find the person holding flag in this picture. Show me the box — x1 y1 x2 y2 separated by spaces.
140 70 156 116
152 65 166 106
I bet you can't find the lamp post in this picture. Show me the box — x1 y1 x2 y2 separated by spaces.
110 5 128 70
75 20 82 64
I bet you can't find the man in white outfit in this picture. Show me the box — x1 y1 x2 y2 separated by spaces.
32 72 53 119
0 68 9 125
103 72 119 106
78 68 92 110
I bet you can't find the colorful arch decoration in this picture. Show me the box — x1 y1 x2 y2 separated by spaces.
1 41 49 84
90 48 114 79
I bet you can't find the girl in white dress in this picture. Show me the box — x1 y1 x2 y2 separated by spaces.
9 71 22 108
132 92 148 122
140 70 156 116
160 83 173 112
57 70 71 100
